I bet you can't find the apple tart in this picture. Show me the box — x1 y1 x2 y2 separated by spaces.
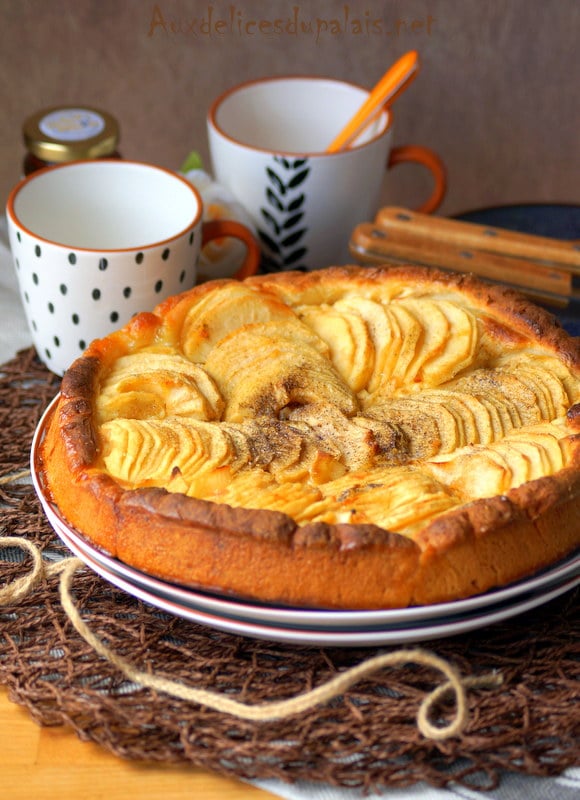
40 266 580 609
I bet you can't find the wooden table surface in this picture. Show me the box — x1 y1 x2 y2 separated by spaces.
0 687 279 800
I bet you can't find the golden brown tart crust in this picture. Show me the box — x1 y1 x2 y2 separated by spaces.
40 266 580 609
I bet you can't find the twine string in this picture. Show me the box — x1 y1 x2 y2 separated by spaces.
0 535 66 603
0 469 32 486
0 536 503 739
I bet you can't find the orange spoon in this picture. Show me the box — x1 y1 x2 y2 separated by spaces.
326 51 420 153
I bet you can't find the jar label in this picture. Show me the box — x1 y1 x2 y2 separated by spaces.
39 109 105 142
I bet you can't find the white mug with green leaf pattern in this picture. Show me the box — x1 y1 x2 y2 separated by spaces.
207 75 446 272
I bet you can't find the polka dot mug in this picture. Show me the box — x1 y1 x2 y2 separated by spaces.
6 160 260 376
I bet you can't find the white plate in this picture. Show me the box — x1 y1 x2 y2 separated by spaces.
32 396 580 640
47 513 580 647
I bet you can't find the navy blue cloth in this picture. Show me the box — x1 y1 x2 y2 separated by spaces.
457 203 580 240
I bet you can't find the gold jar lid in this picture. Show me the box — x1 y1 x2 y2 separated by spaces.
22 105 120 162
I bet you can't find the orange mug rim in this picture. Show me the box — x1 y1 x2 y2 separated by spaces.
6 159 204 254
208 74 394 159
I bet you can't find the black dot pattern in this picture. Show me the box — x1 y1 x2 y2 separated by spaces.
12 226 200 373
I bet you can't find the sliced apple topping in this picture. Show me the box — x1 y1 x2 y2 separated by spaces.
330 296 394 394
387 303 423 387
367 397 461 457
306 466 457 532
286 404 403 471
426 421 570 499
178 282 299 362
99 418 239 486
497 356 577 419
97 350 224 422
297 303 374 392
360 297 480 398
418 299 479 383
452 368 544 432
322 296 407 400
369 387 511 455
398 299 450 384
206 468 323 519
203 319 356 422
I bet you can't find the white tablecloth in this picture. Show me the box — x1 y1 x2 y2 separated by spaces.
0 213 578 800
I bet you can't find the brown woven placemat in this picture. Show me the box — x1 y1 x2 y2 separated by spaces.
0 347 579 793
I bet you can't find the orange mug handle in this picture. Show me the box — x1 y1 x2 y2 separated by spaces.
388 145 447 214
201 219 261 281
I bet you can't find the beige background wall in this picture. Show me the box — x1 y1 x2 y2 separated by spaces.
1 0 578 218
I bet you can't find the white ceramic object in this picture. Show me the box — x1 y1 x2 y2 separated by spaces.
207 75 446 271
6 160 259 376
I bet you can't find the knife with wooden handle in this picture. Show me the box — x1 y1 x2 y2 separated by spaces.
349 207 580 305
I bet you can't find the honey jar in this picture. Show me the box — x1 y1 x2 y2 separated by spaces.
22 105 121 174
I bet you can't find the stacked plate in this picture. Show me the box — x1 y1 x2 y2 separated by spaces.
31 398 580 647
